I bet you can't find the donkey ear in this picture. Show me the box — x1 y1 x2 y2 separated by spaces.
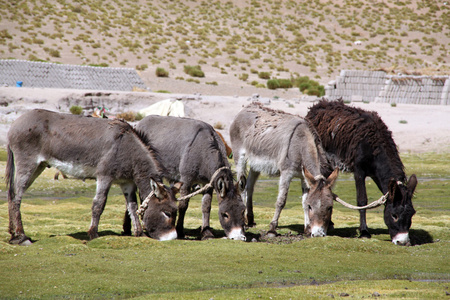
217 177 226 198
387 179 401 205
150 178 164 200
237 175 246 193
172 182 183 195
303 167 315 188
326 168 339 188
407 174 418 197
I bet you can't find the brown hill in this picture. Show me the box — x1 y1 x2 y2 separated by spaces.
1 0 449 96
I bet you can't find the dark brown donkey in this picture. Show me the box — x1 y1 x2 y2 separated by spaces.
6 109 180 245
306 99 417 245
230 103 339 237
133 115 247 240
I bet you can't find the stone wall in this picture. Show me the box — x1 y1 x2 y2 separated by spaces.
325 70 450 105
0 60 147 91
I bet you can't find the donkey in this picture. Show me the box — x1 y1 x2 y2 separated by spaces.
6 109 180 245
230 103 339 237
306 99 417 245
133 115 247 240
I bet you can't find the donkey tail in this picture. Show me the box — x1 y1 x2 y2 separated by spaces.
5 145 15 202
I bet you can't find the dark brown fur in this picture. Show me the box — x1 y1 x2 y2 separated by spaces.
306 99 417 244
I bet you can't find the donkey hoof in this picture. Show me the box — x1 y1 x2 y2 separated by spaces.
87 230 99 240
266 231 277 238
245 222 256 229
10 235 32 246
359 230 372 239
201 227 215 240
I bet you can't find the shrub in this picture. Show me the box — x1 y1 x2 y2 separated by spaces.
184 65 205 77
69 106 83 115
258 72 271 79
116 111 136 122
239 73 249 81
214 122 225 130
278 79 293 89
299 82 311 92
135 112 145 121
136 64 148 71
267 79 280 90
156 67 169 77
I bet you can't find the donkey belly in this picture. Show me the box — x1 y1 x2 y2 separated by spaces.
247 154 280 176
47 157 97 179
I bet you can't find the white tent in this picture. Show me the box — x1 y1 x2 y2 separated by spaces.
139 99 184 117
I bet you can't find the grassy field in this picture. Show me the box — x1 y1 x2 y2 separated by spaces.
0 149 448 299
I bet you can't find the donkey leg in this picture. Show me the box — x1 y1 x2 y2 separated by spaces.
120 183 143 237
268 172 292 237
176 184 191 239
9 162 47 245
88 178 111 240
245 169 260 227
201 191 214 240
301 181 311 234
8 194 31 245
355 173 371 238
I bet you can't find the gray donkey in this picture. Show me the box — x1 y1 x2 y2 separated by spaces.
133 115 247 240
230 103 338 237
6 109 180 245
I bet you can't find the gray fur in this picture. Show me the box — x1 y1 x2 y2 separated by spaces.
6 109 178 244
230 103 338 237
135 115 246 240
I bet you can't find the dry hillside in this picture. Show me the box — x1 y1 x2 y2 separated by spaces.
0 0 449 95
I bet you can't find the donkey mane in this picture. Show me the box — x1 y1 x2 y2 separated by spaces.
307 99 405 179
127 123 164 175
248 102 332 176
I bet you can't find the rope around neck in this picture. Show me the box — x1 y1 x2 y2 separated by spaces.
136 166 230 217
334 180 405 210
176 166 229 201
334 192 389 210
137 191 155 217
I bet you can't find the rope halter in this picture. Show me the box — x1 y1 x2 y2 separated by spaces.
137 191 155 217
334 192 388 210
136 166 230 217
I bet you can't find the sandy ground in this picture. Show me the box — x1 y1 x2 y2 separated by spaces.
1 86 449 154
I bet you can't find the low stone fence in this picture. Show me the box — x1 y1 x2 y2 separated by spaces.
325 70 450 105
0 59 147 91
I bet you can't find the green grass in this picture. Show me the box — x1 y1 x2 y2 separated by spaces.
0 149 449 298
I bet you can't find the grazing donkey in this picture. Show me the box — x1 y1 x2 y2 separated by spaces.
134 115 247 240
6 109 179 245
230 103 339 237
306 99 417 245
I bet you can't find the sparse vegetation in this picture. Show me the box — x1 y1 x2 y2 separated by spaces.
155 67 169 77
0 0 449 92
184 65 205 78
69 105 83 115
213 121 224 130
116 111 137 122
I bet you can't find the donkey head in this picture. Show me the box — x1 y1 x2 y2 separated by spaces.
303 168 339 237
143 180 181 241
384 174 417 246
215 171 247 241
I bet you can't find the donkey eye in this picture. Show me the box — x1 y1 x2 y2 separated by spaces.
222 213 230 219
391 214 399 222
308 205 312 210
163 211 171 219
